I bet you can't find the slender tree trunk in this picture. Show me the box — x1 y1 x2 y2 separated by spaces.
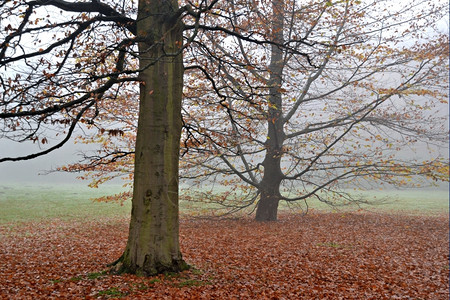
255 0 285 222
111 0 188 276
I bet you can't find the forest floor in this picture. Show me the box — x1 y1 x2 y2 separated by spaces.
0 211 448 299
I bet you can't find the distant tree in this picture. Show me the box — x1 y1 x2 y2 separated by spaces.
183 0 449 221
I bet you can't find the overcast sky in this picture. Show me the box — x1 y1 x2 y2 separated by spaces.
0 138 87 184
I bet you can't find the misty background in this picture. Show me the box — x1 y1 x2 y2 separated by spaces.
0 135 90 184
1 131 448 190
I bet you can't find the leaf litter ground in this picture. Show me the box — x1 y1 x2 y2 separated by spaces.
0 212 448 299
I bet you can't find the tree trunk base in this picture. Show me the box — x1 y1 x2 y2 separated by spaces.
109 255 190 276
255 197 279 222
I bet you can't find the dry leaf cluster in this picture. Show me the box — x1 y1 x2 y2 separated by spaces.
1 212 448 299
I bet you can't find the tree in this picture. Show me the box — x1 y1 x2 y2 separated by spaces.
182 0 449 221
54 0 448 222
0 0 193 275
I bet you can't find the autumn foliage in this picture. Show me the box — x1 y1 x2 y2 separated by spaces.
1 212 448 299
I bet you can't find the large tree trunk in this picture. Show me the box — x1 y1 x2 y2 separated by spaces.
111 0 188 276
255 0 285 222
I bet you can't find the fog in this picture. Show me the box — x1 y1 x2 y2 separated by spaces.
0 138 88 184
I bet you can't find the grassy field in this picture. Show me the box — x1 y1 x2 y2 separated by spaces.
0 183 130 223
279 188 449 216
0 183 448 223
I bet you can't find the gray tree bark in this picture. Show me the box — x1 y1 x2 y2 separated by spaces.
112 0 188 275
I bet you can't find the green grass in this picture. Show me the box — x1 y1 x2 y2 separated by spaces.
87 271 108 280
97 287 127 297
0 183 447 224
0 183 131 223
285 189 449 215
